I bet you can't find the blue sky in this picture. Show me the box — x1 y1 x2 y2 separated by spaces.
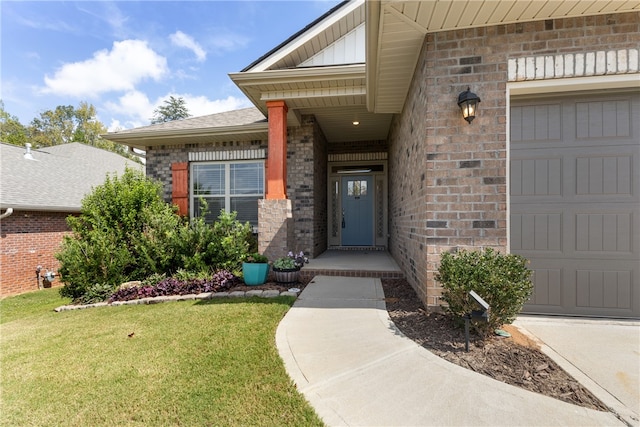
1 1 341 131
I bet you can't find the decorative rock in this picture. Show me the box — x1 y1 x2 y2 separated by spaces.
196 292 213 300
54 288 302 312
212 292 229 298
263 290 281 298
246 290 264 297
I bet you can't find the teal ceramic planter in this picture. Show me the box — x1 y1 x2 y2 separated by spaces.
242 262 269 285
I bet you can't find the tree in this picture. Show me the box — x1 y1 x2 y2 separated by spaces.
150 96 191 124
0 100 28 146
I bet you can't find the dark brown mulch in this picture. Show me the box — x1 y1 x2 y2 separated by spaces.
381 278 609 412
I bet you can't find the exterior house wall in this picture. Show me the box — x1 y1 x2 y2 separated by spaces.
0 210 71 297
287 115 328 257
388 12 640 308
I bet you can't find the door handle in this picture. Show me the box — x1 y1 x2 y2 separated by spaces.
342 209 345 228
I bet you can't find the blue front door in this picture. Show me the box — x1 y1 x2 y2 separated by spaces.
341 176 373 246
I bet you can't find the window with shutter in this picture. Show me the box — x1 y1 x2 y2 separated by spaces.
191 161 264 228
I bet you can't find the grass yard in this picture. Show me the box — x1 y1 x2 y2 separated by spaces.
0 289 324 426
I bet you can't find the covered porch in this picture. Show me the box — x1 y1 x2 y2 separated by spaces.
299 249 403 282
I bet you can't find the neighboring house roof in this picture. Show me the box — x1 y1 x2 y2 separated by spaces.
0 142 143 212
105 107 268 150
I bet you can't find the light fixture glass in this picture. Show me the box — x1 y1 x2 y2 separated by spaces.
457 87 481 124
352 120 360 126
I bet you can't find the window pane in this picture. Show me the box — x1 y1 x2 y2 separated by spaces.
230 162 263 195
231 197 259 228
193 164 224 195
193 197 224 223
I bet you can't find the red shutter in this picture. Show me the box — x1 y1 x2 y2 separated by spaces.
171 162 188 216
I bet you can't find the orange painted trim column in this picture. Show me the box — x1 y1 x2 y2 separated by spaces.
171 162 189 216
266 100 288 199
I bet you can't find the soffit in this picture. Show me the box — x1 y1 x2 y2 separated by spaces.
367 0 640 113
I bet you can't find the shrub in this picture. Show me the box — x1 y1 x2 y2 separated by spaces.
57 168 179 302
57 170 255 303
435 248 533 336
173 208 254 276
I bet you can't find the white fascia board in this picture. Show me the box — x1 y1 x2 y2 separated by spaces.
104 122 268 142
246 0 365 72
230 64 366 86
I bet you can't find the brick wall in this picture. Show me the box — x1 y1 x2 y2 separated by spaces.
388 12 640 309
287 115 328 258
0 210 72 296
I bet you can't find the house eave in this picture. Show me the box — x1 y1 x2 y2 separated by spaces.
104 123 269 151
0 203 81 213
367 1 640 114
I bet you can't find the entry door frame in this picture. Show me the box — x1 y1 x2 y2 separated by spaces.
328 160 388 248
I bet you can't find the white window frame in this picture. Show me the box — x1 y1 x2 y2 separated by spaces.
190 160 265 226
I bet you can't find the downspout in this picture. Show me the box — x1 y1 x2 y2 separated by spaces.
0 208 13 220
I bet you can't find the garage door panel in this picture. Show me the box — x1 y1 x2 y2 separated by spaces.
575 269 632 310
510 212 562 251
576 155 633 195
576 99 632 139
575 212 633 253
511 91 639 318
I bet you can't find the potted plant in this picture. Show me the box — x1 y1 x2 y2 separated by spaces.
272 251 308 284
242 252 269 286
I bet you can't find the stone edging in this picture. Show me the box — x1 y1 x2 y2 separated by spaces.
54 289 300 312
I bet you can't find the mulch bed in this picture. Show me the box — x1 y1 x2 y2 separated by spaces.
380 278 609 411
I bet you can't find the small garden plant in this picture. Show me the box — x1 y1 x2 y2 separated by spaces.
244 252 269 263
273 251 308 271
435 248 533 336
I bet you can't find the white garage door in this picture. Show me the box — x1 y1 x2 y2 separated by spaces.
510 91 640 318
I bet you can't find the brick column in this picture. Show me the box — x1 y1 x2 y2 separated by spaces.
258 199 293 261
266 100 288 199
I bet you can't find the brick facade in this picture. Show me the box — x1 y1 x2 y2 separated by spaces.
0 210 71 296
387 12 640 309
287 115 328 257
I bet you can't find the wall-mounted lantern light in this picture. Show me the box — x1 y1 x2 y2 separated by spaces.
457 87 481 124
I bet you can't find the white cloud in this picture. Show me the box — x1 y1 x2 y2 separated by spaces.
104 91 253 129
170 31 206 62
208 32 249 54
41 40 168 97
104 90 155 125
180 95 253 117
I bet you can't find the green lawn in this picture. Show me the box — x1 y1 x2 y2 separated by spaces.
0 289 324 426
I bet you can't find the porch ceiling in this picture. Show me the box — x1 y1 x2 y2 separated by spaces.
229 64 394 143
367 0 640 114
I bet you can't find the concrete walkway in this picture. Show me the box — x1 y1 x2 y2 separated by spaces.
514 316 640 426
276 276 626 426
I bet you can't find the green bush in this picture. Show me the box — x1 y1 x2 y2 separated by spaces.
435 248 533 336
57 168 178 302
56 172 255 303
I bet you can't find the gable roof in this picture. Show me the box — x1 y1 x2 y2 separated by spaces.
0 143 143 212
106 107 267 150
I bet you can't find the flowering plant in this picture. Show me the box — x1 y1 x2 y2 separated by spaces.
272 251 308 271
